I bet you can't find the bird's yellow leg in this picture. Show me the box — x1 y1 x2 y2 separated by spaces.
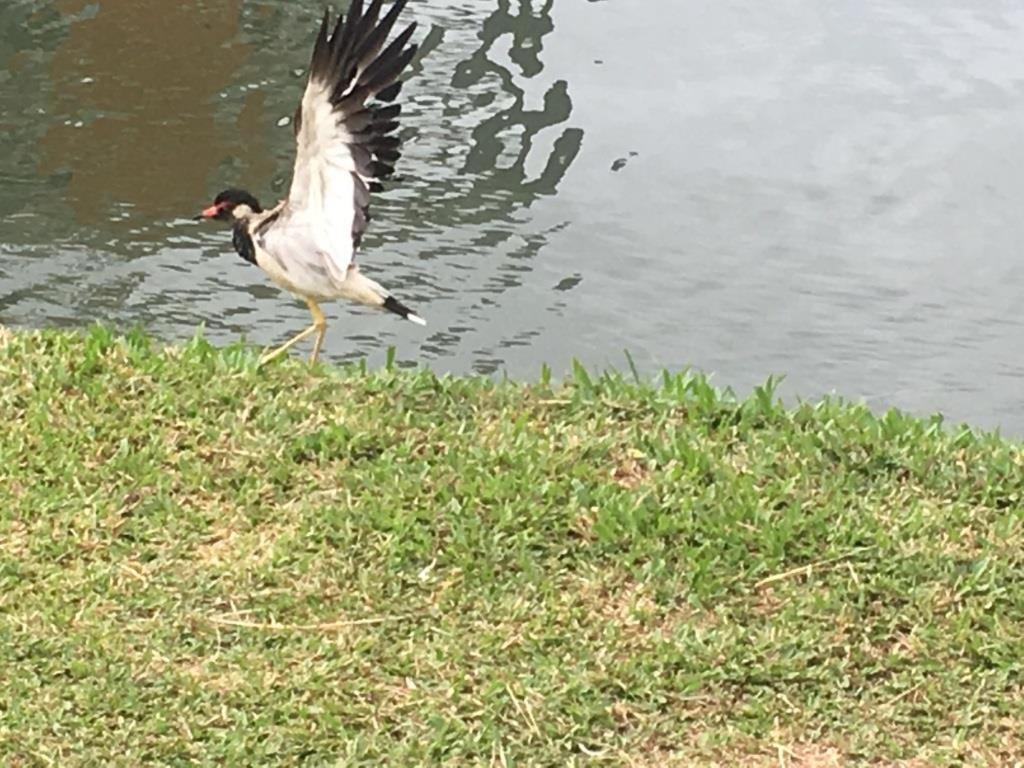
258 299 327 366
307 300 328 364
258 324 318 366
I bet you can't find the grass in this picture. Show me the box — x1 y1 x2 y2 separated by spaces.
1 325 1022 767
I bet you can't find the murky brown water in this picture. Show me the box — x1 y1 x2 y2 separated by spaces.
2 0 1022 435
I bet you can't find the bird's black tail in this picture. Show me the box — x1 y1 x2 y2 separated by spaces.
383 295 426 325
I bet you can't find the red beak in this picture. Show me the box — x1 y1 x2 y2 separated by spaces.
199 204 220 219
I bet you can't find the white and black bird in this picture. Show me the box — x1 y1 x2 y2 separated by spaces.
197 0 425 365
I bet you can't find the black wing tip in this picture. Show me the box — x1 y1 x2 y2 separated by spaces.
379 0 411 27
374 103 402 120
372 135 401 150
375 81 402 102
368 160 396 179
311 1 418 91
308 9 333 77
373 119 400 134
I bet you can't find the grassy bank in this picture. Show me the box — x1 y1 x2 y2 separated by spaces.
1 326 1022 766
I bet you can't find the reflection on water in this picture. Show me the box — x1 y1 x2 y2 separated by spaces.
39 0 250 227
1 0 1023 434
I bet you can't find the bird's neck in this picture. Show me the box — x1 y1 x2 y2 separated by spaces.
231 221 258 265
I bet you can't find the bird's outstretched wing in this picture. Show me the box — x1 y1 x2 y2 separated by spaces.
277 0 417 278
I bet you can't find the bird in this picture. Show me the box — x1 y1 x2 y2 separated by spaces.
196 0 425 366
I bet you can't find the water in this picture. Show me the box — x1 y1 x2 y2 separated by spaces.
1 0 1022 435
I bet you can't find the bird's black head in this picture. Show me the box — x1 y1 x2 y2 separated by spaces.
196 188 263 222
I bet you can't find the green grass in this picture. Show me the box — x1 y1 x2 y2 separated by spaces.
1 325 1022 766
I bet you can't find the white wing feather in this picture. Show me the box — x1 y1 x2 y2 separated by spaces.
270 0 417 283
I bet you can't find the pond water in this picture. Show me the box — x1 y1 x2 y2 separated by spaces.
1 0 1022 435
